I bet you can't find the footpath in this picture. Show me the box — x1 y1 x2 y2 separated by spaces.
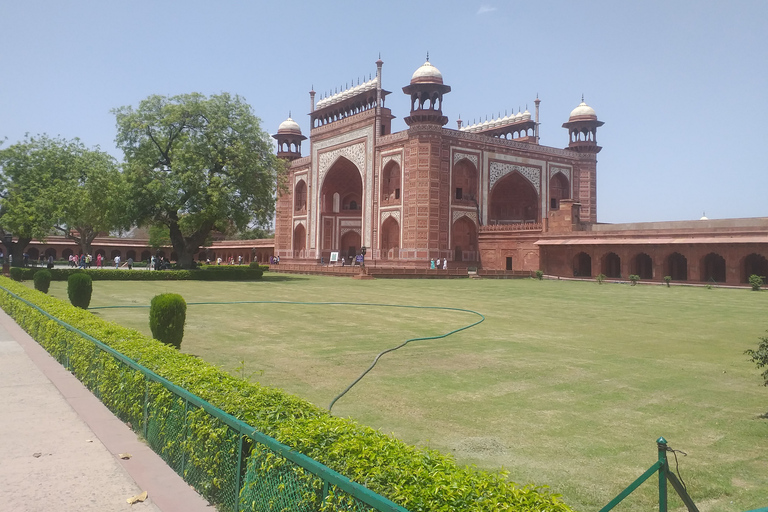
0 310 211 512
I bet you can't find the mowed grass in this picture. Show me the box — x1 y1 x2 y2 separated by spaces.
41 275 768 512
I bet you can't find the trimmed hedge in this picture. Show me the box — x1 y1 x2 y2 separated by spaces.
33 269 52 293
67 273 93 309
149 293 186 349
0 277 572 512
8 266 263 282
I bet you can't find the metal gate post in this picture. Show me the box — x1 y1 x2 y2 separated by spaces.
657 437 668 512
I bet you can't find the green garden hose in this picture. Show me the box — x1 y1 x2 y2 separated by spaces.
89 300 485 413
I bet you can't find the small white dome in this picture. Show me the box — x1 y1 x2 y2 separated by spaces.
569 101 597 120
411 61 443 84
278 117 301 134
522 109 531 120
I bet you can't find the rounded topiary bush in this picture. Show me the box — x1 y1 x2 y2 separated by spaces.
149 293 186 349
9 267 24 282
67 273 93 309
33 269 52 293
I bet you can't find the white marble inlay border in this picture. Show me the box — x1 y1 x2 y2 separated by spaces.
453 152 479 168
318 142 366 185
452 210 478 225
489 161 540 194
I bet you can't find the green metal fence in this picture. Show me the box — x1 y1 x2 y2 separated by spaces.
3 286 409 512
600 437 698 512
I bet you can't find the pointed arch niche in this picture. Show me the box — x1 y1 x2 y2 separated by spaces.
452 158 478 206
381 160 401 205
294 179 307 213
319 156 363 254
293 223 306 258
452 215 478 262
549 172 570 210
380 216 400 260
489 172 539 225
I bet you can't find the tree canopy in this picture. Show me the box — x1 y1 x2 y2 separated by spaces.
113 92 284 268
0 134 130 263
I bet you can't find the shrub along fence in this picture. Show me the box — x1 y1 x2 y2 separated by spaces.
9 266 263 282
0 278 572 512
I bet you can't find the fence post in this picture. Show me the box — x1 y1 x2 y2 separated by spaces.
657 437 668 512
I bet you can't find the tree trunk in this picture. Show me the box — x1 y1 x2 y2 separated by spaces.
168 219 213 269
4 238 32 267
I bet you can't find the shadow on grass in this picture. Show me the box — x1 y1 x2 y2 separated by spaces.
261 274 310 283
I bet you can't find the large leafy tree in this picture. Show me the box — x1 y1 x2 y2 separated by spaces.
113 93 283 268
53 147 131 256
0 135 130 265
0 135 77 265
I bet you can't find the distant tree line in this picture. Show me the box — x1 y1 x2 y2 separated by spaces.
0 93 285 268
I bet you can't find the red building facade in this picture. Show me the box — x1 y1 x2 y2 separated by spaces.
273 57 768 285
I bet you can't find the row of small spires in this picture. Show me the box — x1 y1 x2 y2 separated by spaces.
459 108 532 132
314 77 378 109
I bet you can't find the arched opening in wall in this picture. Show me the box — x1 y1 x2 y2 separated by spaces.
380 217 400 260
489 172 538 224
293 224 306 257
452 216 478 263
142 250 152 262
549 172 570 210
95 249 106 258
126 250 136 261
743 253 768 283
28 248 39 260
294 180 307 213
320 156 363 253
701 252 726 283
602 252 621 278
44 248 57 260
666 252 688 281
110 250 121 260
453 158 479 206
340 230 361 262
62 249 73 260
633 253 653 279
573 252 592 277
381 161 401 204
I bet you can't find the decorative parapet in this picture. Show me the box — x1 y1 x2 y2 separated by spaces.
480 223 543 232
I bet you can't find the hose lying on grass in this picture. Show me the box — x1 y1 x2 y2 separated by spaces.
89 300 485 413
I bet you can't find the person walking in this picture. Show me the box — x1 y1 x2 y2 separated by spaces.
114 255 121 269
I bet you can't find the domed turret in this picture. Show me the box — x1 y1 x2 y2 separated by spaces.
568 101 597 121
402 54 451 127
273 114 307 161
410 61 444 84
277 117 302 135
562 97 604 154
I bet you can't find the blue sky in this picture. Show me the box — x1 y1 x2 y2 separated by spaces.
1 1 766 223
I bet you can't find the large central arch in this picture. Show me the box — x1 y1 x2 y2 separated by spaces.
319 157 363 258
489 172 538 224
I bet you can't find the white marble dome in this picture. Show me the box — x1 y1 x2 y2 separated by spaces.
569 101 597 120
411 61 443 84
278 117 301 134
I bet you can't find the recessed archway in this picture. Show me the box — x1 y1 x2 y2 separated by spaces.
380 217 400 260
633 253 653 280
666 252 688 281
293 224 306 257
743 253 768 283
489 172 538 224
452 216 477 262
701 253 726 283
602 252 621 278
549 172 570 210
381 161 401 204
340 230 361 262
574 252 592 277
453 158 479 205
294 180 307 213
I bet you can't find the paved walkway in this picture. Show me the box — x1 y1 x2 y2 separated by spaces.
0 310 211 512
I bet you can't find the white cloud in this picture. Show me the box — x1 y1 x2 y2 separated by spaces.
477 4 497 14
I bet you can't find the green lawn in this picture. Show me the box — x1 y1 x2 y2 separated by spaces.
43 275 768 512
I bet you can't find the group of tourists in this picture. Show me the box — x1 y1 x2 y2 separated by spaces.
430 257 448 270
269 255 280 265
